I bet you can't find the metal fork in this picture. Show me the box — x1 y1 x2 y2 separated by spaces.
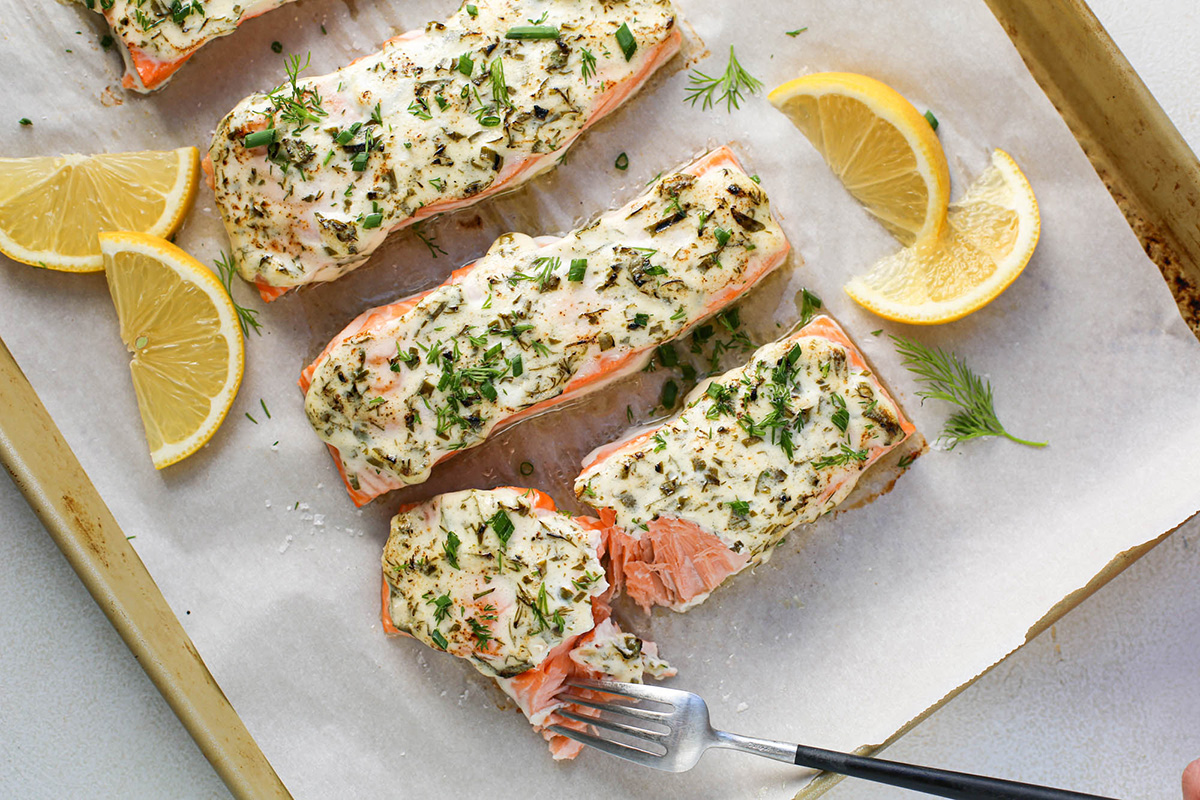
550 680 1116 800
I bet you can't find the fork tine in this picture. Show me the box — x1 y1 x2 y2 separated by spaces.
547 724 664 765
566 678 680 706
556 709 667 744
558 693 671 724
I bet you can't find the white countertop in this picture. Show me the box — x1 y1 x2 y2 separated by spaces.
2 2 1198 798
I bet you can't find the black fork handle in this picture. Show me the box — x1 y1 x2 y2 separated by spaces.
794 744 1118 800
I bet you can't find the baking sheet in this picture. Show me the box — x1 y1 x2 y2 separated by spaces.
4 1 1200 798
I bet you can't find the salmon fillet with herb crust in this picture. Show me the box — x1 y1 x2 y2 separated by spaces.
381 487 674 759
83 0 295 92
576 315 916 611
299 147 791 506
205 0 683 301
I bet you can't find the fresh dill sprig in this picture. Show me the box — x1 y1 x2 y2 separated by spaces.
891 335 1046 450
684 46 763 112
580 47 597 84
266 52 326 131
489 58 512 109
213 251 262 337
412 222 447 259
812 443 869 469
509 256 560 290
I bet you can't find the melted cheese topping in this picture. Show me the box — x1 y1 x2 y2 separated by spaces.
568 618 674 683
208 0 679 290
576 319 909 561
306 159 787 493
382 488 606 679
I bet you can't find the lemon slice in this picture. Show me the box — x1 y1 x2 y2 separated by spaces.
769 72 950 246
100 232 244 469
845 149 1040 324
0 148 198 272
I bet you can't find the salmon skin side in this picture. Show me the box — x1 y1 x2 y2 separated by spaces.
206 0 683 302
380 487 674 760
85 0 293 92
302 146 792 506
575 315 916 612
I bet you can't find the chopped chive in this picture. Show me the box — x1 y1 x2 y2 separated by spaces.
510 354 523 377
632 312 649 328
567 258 587 282
661 380 678 408
505 25 559 40
729 500 750 516
479 381 497 401
245 413 258 424
271 41 283 54
368 397 385 407
871 329 883 337
457 53 474 76
614 152 629 171
714 227 731 247
656 343 678 368
488 510 515 545
478 115 501 127
750 174 761 183
615 22 637 61
785 27 808 37
320 24 327 35
100 34 113 50
626 405 635 424
362 213 384 229
465 4 477 17
243 128 276 148
430 629 449 650
519 461 535 476
260 399 271 419
924 110 939 131
443 531 460 568
352 151 369 171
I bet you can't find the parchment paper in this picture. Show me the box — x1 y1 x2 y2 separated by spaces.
3 1 1199 798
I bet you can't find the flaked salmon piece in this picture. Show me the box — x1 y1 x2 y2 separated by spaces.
592 510 751 612
302 147 792 506
206 0 683 301
84 0 293 92
381 487 673 759
576 315 916 611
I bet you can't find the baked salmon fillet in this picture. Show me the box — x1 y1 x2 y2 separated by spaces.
301 146 791 506
84 0 293 92
575 315 915 612
381 487 673 760
207 0 683 301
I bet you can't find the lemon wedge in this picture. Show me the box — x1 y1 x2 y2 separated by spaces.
769 72 950 246
0 148 198 272
845 149 1040 324
100 232 244 469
